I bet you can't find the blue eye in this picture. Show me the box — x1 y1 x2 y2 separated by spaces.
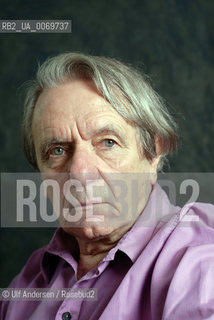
52 147 65 156
104 139 115 147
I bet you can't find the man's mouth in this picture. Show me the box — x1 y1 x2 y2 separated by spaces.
64 200 117 210
76 202 106 208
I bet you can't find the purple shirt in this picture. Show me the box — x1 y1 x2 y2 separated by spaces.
1 183 214 320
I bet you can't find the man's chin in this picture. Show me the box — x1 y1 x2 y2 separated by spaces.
82 225 117 240
62 224 117 241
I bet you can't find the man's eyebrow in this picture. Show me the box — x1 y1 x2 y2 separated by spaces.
90 125 125 139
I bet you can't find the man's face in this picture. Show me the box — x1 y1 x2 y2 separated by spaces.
32 79 159 240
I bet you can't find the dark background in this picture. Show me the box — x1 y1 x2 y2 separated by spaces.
0 0 213 287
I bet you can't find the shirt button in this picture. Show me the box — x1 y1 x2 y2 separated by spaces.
62 312 72 320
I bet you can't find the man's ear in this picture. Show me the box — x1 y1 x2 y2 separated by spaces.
154 135 162 156
149 135 162 173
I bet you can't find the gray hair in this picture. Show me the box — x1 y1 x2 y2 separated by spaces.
22 52 178 170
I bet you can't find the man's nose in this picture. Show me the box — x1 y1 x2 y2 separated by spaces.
68 146 99 183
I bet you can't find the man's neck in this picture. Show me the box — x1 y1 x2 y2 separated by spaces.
75 222 134 280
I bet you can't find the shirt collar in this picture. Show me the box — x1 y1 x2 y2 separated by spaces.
109 183 179 262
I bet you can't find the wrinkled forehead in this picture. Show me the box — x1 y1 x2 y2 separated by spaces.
33 80 134 127
33 80 120 119
32 80 137 141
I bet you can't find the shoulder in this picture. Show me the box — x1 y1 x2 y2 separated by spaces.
155 202 214 319
7 228 66 288
162 243 214 319
0 245 48 320
176 201 214 243
8 245 48 288
159 201 214 246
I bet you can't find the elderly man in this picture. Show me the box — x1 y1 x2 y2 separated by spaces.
1 53 214 320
